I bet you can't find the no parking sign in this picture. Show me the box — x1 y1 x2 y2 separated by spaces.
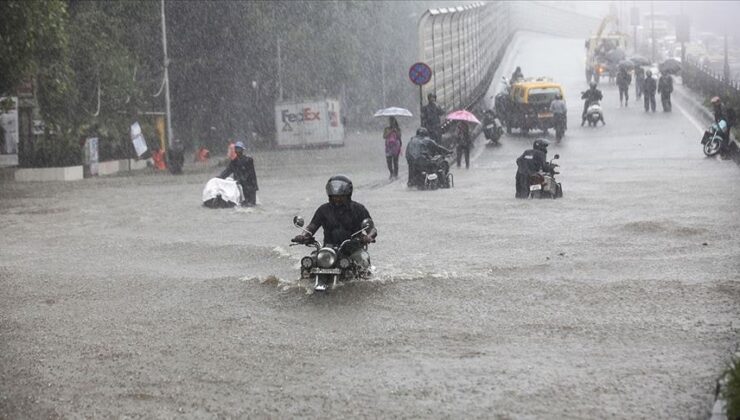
409 62 432 124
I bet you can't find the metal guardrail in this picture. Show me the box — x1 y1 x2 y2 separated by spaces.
683 55 740 105
417 2 600 115
417 2 509 113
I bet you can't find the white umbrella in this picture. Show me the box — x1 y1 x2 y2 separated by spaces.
373 107 413 118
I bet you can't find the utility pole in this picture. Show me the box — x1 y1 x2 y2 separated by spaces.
277 36 283 102
724 32 731 83
161 0 173 148
650 1 655 63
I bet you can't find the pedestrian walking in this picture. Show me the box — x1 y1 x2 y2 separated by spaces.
616 67 632 107
218 141 259 206
383 117 402 180
634 66 645 99
643 70 657 112
455 121 471 169
658 72 673 112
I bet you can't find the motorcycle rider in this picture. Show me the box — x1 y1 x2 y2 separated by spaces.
515 139 557 199
510 66 524 84
406 127 453 187
658 72 673 112
421 93 445 142
291 175 377 248
549 93 567 135
643 70 657 112
482 109 502 143
581 82 604 126
711 96 735 155
217 141 259 206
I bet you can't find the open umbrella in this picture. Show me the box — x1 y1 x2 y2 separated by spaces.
659 58 682 75
605 48 626 63
618 59 635 70
629 55 650 66
373 107 413 118
446 109 481 125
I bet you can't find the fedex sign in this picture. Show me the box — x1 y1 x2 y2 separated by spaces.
281 107 320 132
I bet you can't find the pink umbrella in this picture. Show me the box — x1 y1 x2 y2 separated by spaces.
446 109 481 125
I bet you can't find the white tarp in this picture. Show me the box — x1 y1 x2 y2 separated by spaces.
202 177 243 205
130 122 148 157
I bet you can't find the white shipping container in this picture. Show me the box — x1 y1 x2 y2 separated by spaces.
274 98 344 148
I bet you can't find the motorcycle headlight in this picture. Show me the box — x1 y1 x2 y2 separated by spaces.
338 258 351 269
301 257 313 269
316 248 337 268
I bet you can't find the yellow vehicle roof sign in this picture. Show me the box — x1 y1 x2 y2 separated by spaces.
510 80 563 103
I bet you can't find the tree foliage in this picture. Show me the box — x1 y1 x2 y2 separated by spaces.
2 0 434 166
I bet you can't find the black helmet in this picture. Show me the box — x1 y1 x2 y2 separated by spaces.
416 127 429 137
533 138 550 152
326 175 353 198
427 92 436 100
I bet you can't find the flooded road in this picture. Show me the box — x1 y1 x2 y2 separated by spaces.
2 33 739 418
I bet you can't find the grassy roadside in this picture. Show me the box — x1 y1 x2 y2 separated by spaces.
725 354 740 419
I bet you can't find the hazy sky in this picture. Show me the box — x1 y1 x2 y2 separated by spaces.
540 1 740 37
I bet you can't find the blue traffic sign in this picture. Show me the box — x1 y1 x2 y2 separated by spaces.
409 62 432 86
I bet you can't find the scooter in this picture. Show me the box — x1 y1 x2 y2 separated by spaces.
585 101 604 127
554 113 566 142
529 154 563 199
483 112 504 145
701 120 727 157
290 216 374 292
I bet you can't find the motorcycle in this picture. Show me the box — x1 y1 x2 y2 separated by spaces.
483 112 504 145
585 101 604 127
290 216 374 292
529 154 563 199
701 120 727 157
553 113 566 142
417 154 454 190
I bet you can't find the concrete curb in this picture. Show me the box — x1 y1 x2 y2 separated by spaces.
7 158 151 182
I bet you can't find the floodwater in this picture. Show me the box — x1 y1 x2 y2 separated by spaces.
1 32 739 418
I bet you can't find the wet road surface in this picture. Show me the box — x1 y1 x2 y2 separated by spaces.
1 32 739 418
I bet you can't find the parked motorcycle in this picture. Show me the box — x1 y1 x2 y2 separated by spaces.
701 120 727 157
554 113 566 141
290 216 374 292
585 101 604 127
529 154 563 199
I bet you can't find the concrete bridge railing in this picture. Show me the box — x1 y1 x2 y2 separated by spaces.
417 1 600 113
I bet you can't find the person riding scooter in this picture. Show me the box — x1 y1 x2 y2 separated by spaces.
406 127 453 187
515 139 557 199
482 109 503 144
581 82 603 126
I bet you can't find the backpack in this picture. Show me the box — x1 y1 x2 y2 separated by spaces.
385 129 401 156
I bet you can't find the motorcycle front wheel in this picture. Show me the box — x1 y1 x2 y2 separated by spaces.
703 137 722 157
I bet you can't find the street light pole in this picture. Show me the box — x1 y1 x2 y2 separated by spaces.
161 0 173 148
650 1 655 63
